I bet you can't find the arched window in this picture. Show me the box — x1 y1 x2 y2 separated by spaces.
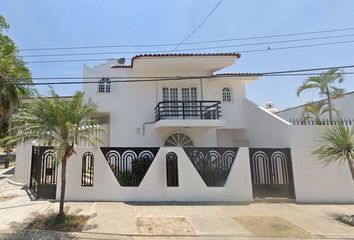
222 87 232 102
164 132 193 147
166 152 178 187
98 78 111 93
82 152 94 186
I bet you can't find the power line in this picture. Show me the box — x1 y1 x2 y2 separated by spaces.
20 33 354 58
13 64 354 80
3 72 354 86
24 39 354 64
173 0 224 51
3 64 354 86
25 58 126 64
18 27 354 51
261 65 354 75
239 39 354 53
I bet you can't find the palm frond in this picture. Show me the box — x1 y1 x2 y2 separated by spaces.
313 124 354 166
5 89 103 159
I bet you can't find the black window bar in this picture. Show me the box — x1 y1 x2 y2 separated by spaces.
155 100 221 121
166 152 179 187
82 152 94 187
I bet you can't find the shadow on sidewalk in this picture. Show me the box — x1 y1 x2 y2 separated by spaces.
0 207 97 240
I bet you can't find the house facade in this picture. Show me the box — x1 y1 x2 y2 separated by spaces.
13 53 354 203
82 53 262 148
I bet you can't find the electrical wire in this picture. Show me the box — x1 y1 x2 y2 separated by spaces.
2 72 354 86
18 27 354 51
173 0 224 50
10 64 354 81
24 39 354 64
19 34 354 58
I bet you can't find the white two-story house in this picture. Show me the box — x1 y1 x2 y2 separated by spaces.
83 53 265 148
14 53 354 203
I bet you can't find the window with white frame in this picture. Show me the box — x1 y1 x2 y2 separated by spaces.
222 87 232 102
98 78 111 93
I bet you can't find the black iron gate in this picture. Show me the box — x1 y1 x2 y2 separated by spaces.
30 146 57 199
249 148 295 199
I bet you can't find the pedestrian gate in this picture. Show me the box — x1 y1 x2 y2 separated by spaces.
249 148 295 199
30 146 57 199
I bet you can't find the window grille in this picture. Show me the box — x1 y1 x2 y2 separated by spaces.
82 152 94 186
164 132 193 147
222 87 232 102
98 78 111 93
166 152 179 187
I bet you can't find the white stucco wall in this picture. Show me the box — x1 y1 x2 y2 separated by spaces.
290 125 354 203
57 146 253 202
243 99 291 147
13 141 33 184
82 61 257 147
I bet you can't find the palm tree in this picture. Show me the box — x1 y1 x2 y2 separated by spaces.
313 124 354 181
301 101 339 125
297 68 344 123
2 89 105 219
0 15 32 168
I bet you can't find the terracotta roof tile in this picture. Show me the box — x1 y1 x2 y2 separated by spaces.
111 52 241 68
214 72 262 77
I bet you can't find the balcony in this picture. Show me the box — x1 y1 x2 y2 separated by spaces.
154 101 225 129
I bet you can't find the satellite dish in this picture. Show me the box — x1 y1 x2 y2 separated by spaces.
118 58 126 64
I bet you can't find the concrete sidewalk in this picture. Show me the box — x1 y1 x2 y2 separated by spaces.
40 201 354 238
3 201 354 239
1 169 354 239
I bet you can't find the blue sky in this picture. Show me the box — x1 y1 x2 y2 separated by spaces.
2 0 354 110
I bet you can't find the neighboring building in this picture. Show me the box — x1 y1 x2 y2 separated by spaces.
264 101 278 113
275 91 354 121
13 53 354 203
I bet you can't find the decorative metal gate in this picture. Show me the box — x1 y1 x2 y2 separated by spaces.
30 146 57 199
249 148 295 199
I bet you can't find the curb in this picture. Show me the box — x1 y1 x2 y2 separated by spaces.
7 177 27 187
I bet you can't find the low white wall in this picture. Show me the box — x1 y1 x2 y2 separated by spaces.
13 141 33 185
290 126 354 203
57 147 253 202
243 99 291 147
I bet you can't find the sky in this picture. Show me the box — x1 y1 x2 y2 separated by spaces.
1 0 354 110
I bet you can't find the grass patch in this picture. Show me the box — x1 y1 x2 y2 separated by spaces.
26 213 90 232
235 216 311 237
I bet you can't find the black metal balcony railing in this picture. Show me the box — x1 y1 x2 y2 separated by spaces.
155 101 221 121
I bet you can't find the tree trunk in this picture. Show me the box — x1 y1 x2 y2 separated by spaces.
4 146 11 168
326 89 333 124
58 154 67 219
347 157 354 182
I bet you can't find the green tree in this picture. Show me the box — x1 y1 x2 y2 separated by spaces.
297 68 344 123
313 124 354 181
2 89 105 219
0 15 32 168
301 101 339 125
